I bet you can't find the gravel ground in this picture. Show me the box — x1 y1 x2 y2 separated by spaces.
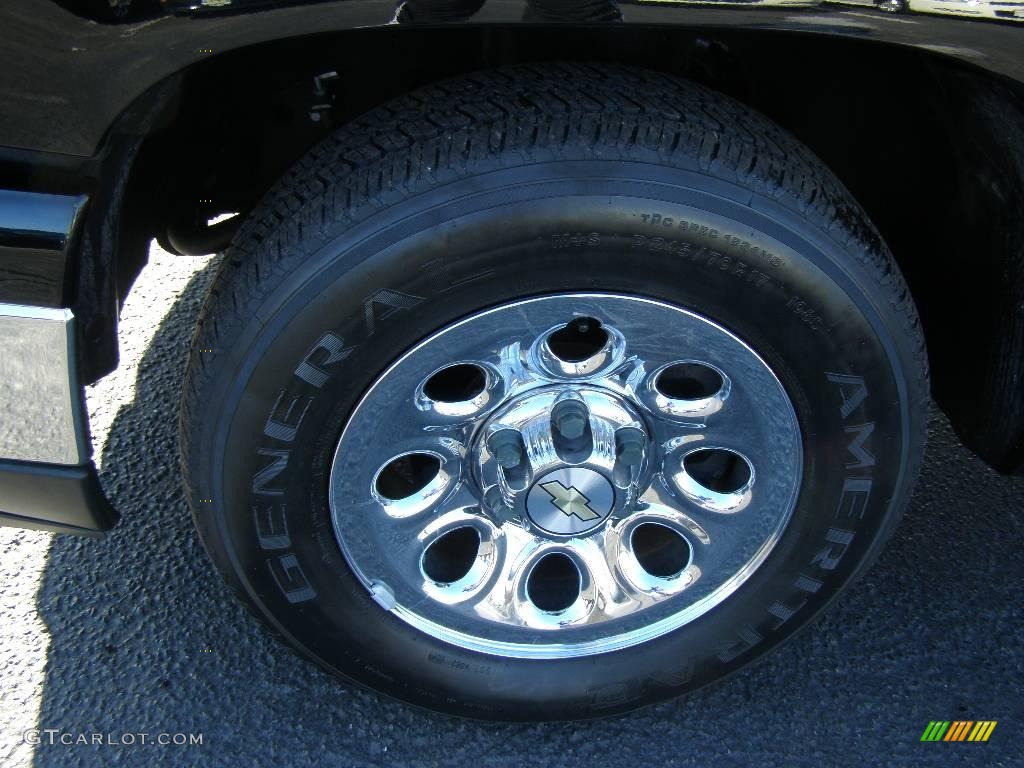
1 243 1022 767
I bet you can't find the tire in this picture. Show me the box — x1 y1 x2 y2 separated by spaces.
180 63 928 720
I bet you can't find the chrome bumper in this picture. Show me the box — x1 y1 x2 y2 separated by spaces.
0 189 116 534
0 304 87 464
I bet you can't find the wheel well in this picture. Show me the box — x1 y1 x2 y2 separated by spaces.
110 24 1024 470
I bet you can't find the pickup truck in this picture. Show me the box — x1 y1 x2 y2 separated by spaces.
1 0 1021 719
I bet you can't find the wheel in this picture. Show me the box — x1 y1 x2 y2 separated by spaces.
181 63 928 719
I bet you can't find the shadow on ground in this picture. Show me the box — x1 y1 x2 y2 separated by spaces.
29 259 1024 767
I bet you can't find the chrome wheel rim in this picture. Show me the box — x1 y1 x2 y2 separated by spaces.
328 294 802 659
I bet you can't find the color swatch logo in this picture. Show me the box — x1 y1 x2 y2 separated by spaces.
920 721 997 742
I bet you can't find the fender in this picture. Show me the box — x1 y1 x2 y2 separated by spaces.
0 0 1020 158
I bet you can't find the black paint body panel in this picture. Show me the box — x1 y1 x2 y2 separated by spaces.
0 1 1021 159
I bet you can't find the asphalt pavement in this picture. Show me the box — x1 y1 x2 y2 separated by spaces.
0 244 1021 767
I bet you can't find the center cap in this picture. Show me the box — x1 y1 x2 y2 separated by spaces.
526 467 615 536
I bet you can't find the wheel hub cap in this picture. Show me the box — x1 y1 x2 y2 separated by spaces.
480 384 647 537
528 468 615 535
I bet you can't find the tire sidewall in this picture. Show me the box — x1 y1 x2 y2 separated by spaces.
190 161 918 718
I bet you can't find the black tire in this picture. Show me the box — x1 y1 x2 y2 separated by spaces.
181 63 928 720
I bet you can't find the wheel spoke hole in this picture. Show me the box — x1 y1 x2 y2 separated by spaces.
631 523 691 578
423 364 487 403
547 317 608 362
527 553 581 613
683 449 751 493
656 363 723 400
422 527 480 584
375 453 441 500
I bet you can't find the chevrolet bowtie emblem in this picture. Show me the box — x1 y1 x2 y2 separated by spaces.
540 479 600 521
